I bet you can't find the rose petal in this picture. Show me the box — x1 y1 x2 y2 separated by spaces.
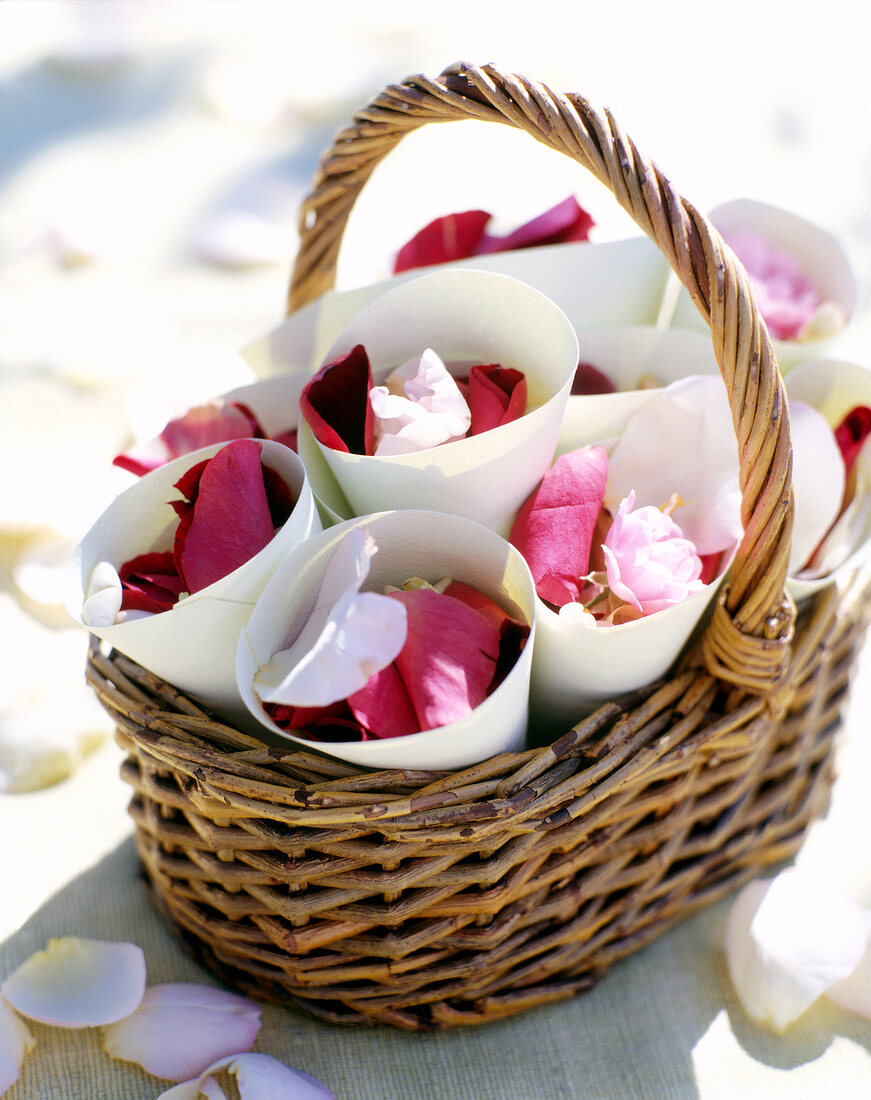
605 375 742 555
724 868 867 1032
346 662 419 739
299 345 374 455
0 996 35 1094
349 588 499 735
789 400 846 572
370 348 471 456
120 551 187 614
480 195 594 252
102 982 261 1081
255 527 407 707
467 364 527 435
175 439 277 594
393 210 491 273
82 560 123 627
834 406 871 475
509 446 609 607
827 913 871 1018
1 937 146 1028
157 1052 336 1100
571 361 615 396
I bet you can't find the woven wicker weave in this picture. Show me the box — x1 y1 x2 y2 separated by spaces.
87 62 871 1030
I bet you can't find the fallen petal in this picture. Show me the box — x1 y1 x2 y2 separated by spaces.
158 1052 336 1100
827 913 871 1018
1 937 146 1028
724 868 866 1032
0 995 35 1094
102 982 261 1082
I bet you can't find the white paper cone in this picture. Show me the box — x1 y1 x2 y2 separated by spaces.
65 440 321 720
556 326 722 455
305 268 578 536
787 358 871 599
242 237 671 380
237 510 536 769
529 567 729 737
665 199 857 371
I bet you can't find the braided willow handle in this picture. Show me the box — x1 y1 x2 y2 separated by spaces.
287 61 795 694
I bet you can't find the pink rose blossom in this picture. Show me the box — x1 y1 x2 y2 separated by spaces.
723 230 822 341
602 492 703 615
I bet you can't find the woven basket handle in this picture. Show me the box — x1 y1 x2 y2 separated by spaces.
287 61 796 695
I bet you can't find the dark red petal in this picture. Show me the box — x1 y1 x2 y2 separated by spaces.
393 210 492 274
698 552 722 586
176 440 276 594
834 406 871 475
299 345 374 455
509 447 609 607
265 700 373 742
467 364 527 435
261 465 296 527
119 551 185 613
347 663 420 739
479 196 594 253
571 361 616 396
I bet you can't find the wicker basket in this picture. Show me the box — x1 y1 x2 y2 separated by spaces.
87 62 871 1031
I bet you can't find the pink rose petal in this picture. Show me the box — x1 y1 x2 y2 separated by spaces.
393 210 491 273
467 364 527 435
102 982 261 1082
370 348 471 455
510 446 609 607
0 996 35 1094
479 195 594 252
349 588 499 735
174 440 277 594
299 345 374 455
1 937 146 1028
157 1052 336 1100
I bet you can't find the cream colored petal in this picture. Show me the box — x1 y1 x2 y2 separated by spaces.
0 996 35 1093
725 869 867 1032
102 982 261 1081
1 937 146 1028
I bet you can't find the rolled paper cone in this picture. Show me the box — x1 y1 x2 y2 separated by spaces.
556 326 722 455
65 440 321 722
664 199 857 371
528 564 731 739
221 371 307 438
787 358 871 600
237 509 536 770
241 237 671 379
308 268 579 536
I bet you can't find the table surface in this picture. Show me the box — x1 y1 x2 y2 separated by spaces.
3 4 871 1098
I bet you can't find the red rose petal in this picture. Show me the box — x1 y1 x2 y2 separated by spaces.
479 196 594 252
175 439 276 594
299 345 374 455
347 662 420 739
835 406 871 475
571 361 616 396
467 364 527 435
509 446 609 607
393 210 492 273
119 551 185 613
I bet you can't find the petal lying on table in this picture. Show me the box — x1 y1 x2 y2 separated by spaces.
157 1051 336 1100
724 867 867 1032
370 348 472 456
0 995 35 1095
1 937 145 1028
255 526 408 708
509 446 609 608
102 983 261 1082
